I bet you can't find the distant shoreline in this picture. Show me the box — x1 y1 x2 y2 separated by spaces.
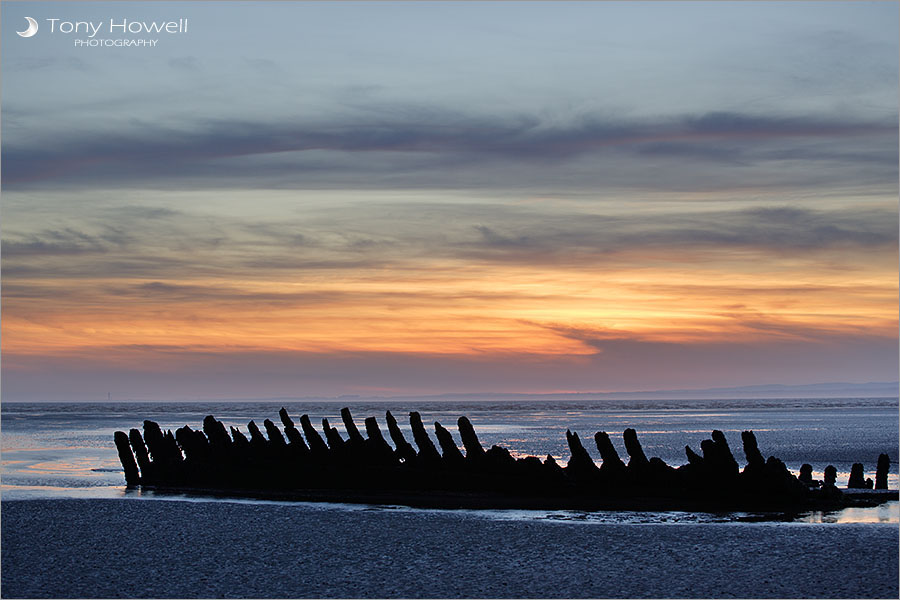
3 385 898 405
4 397 898 404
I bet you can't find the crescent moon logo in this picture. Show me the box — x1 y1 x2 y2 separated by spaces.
17 16 39 38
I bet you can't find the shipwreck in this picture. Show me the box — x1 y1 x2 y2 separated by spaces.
114 408 896 512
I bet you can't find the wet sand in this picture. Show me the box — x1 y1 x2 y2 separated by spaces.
2 498 898 598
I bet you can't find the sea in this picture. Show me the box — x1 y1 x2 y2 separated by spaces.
2 397 899 598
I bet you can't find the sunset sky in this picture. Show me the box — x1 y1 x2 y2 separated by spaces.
2 1 897 401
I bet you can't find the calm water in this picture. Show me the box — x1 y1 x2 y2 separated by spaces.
3 399 899 598
1 398 897 522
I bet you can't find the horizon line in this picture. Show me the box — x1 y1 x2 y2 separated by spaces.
4 381 897 404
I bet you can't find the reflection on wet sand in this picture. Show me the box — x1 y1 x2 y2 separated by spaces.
800 501 899 523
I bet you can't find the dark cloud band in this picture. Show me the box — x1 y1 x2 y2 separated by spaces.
3 108 896 191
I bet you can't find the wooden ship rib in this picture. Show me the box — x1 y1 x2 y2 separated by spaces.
114 408 897 512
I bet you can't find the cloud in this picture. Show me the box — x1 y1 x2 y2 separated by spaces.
455 205 898 266
683 111 884 137
2 199 895 282
0 227 131 258
102 281 352 307
2 106 895 192
538 307 897 353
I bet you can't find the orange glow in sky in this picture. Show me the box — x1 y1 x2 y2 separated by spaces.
4 241 896 360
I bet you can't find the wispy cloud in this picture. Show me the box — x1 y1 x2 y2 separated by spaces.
457 205 898 265
3 199 895 280
0 226 132 258
3 200 895 284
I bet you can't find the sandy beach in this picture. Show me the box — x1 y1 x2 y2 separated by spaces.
2 498 897 598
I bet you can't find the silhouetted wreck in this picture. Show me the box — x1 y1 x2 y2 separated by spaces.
115 408 897 512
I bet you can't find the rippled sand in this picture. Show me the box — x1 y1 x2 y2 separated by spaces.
2 498 898 598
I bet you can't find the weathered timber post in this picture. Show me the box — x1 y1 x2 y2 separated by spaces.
622 428 649 470
142 421 170 467
163 431 181 464
594 432 625 472
434 422 464 464
114 431 140 486
278 409 310 456
823 465 837 489
247 420 268 447
565 430 599 477
848 463 867 489
457 416 486 460
263 419 287 447
299 414 330 457
876 454 890 490
798 464 814 485
341 408 366 445
409 411 441 462
741 431 765 475
322 418 345 452
364 417 396 464
684 445 703 467
385 411 417 463
129 428 153 483
230 426 250 447
203 416 231 451
710 430 739 476
176 426 205 462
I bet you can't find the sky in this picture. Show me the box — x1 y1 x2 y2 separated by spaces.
1 1 897 401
